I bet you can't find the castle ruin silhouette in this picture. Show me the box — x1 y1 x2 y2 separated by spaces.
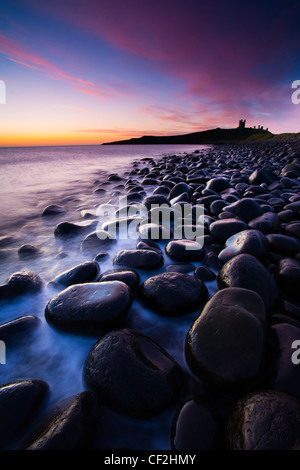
238 119 268 132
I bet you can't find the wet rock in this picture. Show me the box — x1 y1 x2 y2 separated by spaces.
203 251 224 270
80 230 116 254
18 244 41 259
80 210 96 219
266 234 300 256
248 212 280 234
136 240 162 253
210 199 230 215
197 195 221 208
194 265 216 281
84 328 183 418
113 249 164 270
227 390 300 450
141 194 170 211
166 263 195 274
223 199 263 223
0 379 49 449
108 174 123 182
281 300 300 322
21 391 99 450
205 177 231 193
141 177 158 186
50 261 100 287
0 315 40 345
284 200 300 214
54 222 87 238
153 186 169 195
284 222 300 240
274 258 300 303
93 187 106 195
217 254 279 309
185 288 266 391
269 323 300 400
249 168 278 185
168 182 191 201
281 164 300 178
138 223 172 241
148 205 181 225
42 204 65 216
101 217 143 236
171 398 221 450
0 271 43 301
209 218 248 242
98 269 140 292
93 252 109 262
165 239 205 261
139 271 208 317
45 281 133 335
218 229 269 263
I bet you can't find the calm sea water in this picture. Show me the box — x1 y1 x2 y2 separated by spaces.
0 144 208 226
0 143 214 450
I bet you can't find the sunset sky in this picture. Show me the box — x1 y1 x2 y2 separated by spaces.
0 0 299 146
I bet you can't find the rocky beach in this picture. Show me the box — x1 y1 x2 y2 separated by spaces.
0 138 300 451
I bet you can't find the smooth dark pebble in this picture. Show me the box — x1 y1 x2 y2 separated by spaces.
84 328 183 418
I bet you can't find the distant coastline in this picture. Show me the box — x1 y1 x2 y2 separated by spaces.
102 126 300 146
102 126 272 145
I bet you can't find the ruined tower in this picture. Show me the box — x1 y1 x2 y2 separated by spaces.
238 119 246 129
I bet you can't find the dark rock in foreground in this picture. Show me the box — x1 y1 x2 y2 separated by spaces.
80 230 116 254
0 315 40 345
42 204 65 216
18 244 41 259
227 390 300 450
171 398 221 450
138 222 172 241
84 328 183 418
45 281 133 335
223 198 263 223
54 221 86 238
50 261 100 287
270 323 300 400
98 268 140 292
142 194 170 211
209 219 248 241
218 229 269 263
0 271 43 301
274 258 300 303
194 265 216 281
166 263 195 274
266 234 300 256
185 288 266 391
217 254 279 309
113 249 164 270
139 271 208 317
165 239 205 261
248 212 280 234
21 391 99 450
0 380 49 449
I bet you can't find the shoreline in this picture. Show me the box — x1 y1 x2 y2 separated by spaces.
0 139 300 450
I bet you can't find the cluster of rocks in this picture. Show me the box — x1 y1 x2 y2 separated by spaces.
0 139 300 450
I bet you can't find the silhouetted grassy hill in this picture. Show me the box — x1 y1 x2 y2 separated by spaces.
102 127 273 145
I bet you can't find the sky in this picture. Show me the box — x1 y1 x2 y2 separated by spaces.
0 0 299 146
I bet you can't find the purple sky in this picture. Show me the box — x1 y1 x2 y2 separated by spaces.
1 0 299 145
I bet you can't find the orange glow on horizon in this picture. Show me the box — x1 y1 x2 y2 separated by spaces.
0 130 130 147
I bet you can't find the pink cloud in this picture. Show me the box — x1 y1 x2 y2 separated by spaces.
0 33 127 99
23 0 298 130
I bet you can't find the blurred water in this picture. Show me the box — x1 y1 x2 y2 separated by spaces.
0 143 215 449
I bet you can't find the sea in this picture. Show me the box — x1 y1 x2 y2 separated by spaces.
0 143 214 449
